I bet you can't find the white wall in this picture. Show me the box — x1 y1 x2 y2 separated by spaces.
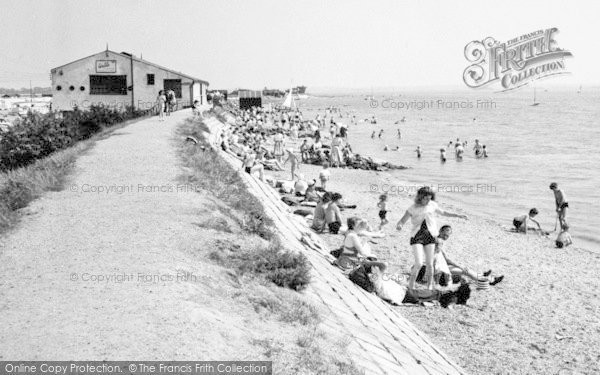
51 50 207 112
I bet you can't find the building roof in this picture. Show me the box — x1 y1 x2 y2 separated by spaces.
51 49 209 86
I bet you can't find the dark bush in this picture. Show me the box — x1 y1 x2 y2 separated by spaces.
226 240 312 291
0 105 145 171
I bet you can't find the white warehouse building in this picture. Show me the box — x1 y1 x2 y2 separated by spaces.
50 49 209 112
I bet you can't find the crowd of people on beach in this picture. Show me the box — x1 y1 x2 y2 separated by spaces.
218 104 407 173
211 102 572 309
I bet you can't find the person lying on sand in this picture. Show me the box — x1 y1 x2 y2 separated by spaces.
432 225 504 286
403 281 472 308
257 150 285 171
348 261 408 305
513 208 547 235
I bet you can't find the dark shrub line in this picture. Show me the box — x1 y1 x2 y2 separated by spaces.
0 105 147 171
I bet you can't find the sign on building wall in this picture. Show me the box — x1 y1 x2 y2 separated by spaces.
95 60 117 73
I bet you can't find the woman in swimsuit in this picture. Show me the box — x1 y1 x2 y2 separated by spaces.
336 218 374 270
396 186 468 290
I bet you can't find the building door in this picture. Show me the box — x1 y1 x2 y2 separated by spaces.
163 79 182 98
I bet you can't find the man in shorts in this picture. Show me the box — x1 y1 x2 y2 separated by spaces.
550 182 568 230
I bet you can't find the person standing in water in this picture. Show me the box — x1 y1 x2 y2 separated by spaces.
473 139 483 158
157 90 166 121
415 146 422 158
378 129 384 139
455 142 464 159
440 148 446 162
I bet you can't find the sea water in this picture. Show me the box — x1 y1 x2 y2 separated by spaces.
296 87 600 252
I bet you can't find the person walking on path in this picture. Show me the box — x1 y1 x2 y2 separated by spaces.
166 89 176 116
157 90 166 121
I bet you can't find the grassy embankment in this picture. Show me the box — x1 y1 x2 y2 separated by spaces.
176 113 363 375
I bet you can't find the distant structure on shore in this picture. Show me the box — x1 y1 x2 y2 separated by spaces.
50 49 209 112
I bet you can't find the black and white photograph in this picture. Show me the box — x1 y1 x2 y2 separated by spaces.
0 1 598 374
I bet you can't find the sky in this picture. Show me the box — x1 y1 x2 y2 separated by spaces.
2 0 599 91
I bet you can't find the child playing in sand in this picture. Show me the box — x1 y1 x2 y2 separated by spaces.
513 208 545 235
555 223 573 248
377 194 389 230
319 162 331 190
283 148 300 181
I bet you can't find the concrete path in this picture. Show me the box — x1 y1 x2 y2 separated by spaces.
0 111 213 358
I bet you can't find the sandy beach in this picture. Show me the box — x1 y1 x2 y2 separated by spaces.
263 143 600 375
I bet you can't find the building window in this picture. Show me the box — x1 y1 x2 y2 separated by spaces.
147 74 155 85
89 75 127 95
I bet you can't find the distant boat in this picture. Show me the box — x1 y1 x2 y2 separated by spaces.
531 87 540 106
294 86 307 95
281 86 296 109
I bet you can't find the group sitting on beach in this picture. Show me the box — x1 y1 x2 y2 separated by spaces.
217 104 408 173
316 186 505 308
